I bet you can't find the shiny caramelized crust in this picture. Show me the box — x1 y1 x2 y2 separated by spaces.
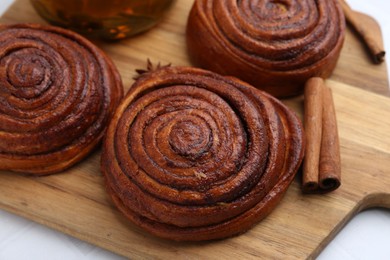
186 0 346 97
0 23 123 175
101 66 304 241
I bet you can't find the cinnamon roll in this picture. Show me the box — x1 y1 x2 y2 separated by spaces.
101 65 304 241
186 0 346 97
0 24 123 175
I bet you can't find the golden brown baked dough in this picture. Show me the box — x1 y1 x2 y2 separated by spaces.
186 0 346 97
101 65 305 241
0 23 123 175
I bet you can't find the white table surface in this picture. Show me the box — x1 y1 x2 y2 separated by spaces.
0 0 389 259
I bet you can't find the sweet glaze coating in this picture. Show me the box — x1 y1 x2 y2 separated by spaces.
186 0 345 97
0 23 123 174
101 66 304 241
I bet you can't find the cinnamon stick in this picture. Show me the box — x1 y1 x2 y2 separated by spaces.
339 0 385 64
319 86 341 192
302 77 324 193
302 78 342 193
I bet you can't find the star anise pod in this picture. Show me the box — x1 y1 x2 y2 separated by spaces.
133 59 171 80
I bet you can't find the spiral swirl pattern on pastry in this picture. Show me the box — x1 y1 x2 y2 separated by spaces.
0 24 123 174
101 66 304 241
186 0 345 97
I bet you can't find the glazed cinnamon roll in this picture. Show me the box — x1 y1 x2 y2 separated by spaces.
186 0 346 97
0 24 123 175
101 65 304 241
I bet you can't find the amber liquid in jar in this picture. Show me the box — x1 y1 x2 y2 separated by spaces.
30 0 174 40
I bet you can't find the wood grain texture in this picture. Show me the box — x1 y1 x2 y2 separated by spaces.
0 0 389 259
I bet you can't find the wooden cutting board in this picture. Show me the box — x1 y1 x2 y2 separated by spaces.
1 0 390 259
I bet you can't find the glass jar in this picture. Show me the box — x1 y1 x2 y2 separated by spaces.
30 0 174 40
